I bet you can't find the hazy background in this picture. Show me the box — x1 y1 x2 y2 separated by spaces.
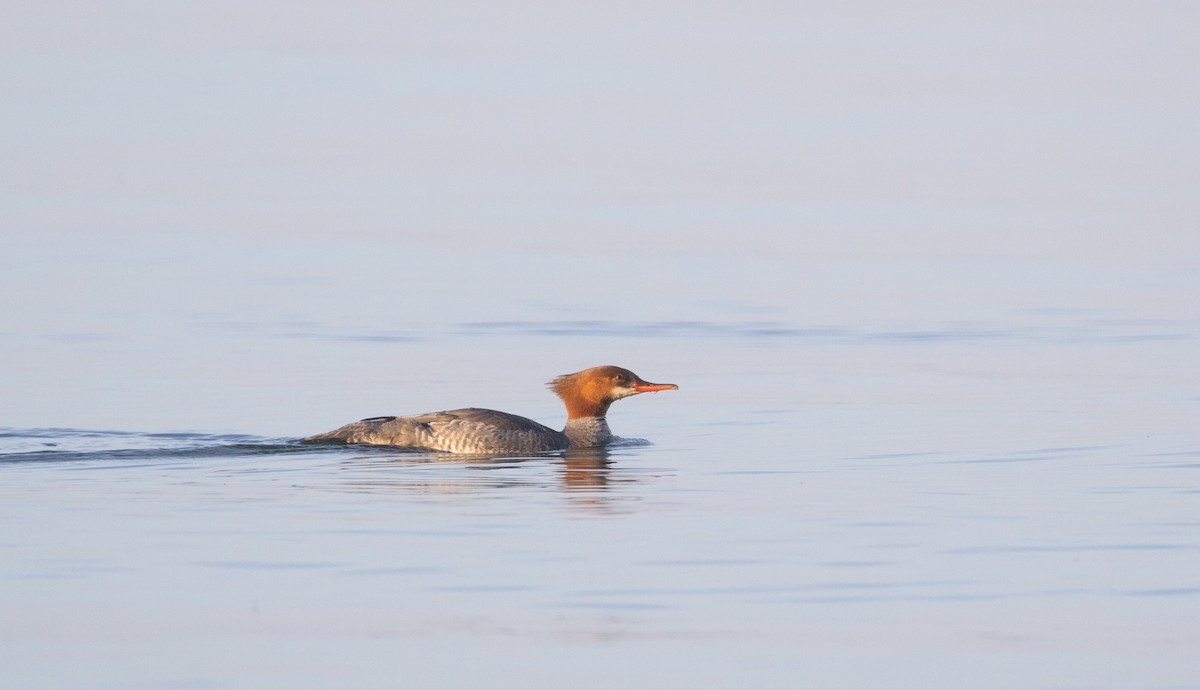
1 4 1198 688
4 2 1197 436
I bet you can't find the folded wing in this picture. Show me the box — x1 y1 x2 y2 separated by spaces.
302 407 568 453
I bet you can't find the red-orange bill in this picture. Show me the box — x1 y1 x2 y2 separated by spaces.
633 383 679 393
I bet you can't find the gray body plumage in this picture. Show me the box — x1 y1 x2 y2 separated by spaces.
302 407 611 453
303 365 674 454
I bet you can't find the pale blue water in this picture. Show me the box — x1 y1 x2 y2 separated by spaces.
3 3 1200 689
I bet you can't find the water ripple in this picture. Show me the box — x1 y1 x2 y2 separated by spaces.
198 317 1197 344
0 428 311 464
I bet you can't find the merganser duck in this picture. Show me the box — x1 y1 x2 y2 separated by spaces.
302 365 678 453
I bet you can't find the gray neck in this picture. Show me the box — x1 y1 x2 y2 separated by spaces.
563 417 613 448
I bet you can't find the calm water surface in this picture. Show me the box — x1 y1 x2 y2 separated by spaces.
2 300 1197 689
3 2 1200 688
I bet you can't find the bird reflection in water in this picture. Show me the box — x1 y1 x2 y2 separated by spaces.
330 445 644 513
558 447 613 491
555 447 623 512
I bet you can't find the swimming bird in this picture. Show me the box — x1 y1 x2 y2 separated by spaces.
302 365 678 453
